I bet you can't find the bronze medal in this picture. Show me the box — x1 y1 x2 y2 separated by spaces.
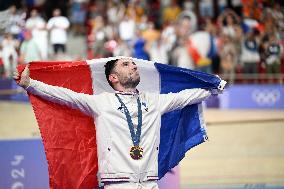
130 146 143 160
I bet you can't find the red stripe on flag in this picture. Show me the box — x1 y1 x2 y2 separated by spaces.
27 61 98 189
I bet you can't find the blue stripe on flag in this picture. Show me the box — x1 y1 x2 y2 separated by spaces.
154 63 221 178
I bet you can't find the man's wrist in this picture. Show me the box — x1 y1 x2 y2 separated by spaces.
22 78 31 89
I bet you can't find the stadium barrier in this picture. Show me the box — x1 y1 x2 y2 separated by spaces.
219 84 284 109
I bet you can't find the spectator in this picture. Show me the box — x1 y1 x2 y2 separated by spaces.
204 17 220 74
118 14 136 43
178 1 198 34
47 8 70 57
217 9 241 39
147 35 169 64
106 1 125 25
70 1 87 36
25 9 48 60
6 5 25 39
1 33 18 78
125 0 144 23
142 21 160 44
269 3 284 32
161 21 176 57
162 1 181 24
137 15 148 31
91 16 107 58
264 34 283 83
113 38 132 57
133 30 149 60
19 30 42 64
173 37 194 69
243 0 263 20
219 35 238 84
171 14 195 68
199 0 214 18
240 30 261 82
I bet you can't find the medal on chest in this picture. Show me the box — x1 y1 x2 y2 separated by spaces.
115 93 143 160
130 146 143 160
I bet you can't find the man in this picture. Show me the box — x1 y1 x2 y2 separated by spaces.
14 58 225 189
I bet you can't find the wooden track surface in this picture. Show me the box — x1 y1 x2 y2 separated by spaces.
180 121 284 188
1 101 284 188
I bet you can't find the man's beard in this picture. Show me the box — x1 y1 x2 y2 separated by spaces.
122 75 140 89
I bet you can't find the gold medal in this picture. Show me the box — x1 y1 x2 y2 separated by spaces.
130 146 143 160
116 94 144 160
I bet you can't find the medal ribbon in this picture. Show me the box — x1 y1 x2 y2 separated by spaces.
115 93 142 146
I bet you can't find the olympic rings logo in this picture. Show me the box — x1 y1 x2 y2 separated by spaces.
251 89 281 105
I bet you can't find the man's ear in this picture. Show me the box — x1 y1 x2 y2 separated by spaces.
109 73 118 83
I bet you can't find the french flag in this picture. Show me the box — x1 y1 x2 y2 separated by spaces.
24 57 224 189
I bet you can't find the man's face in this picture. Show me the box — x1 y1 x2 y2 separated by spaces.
111 59 140 89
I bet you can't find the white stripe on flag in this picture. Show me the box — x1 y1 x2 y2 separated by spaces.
86 57 160 94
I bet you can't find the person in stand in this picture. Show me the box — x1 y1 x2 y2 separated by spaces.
1 33 18 78
19 30 42 64
13 58 225 189
47 8 70 58
264 34 283 83
25 9 48 60
240 30 261 83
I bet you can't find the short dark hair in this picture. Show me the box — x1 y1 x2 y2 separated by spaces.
104 59 119 87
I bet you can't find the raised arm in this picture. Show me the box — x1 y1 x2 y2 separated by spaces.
13 66 98 116
156 88 211 114
153 79 226 114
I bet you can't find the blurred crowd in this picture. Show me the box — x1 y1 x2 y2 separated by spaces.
0 0 284 84
0 4 70 78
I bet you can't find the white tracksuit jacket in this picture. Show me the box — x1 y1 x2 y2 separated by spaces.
26 79 212 185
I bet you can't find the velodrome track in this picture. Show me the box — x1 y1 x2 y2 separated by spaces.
1 101 284 188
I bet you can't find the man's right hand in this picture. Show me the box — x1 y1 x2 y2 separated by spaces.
13 65 30 88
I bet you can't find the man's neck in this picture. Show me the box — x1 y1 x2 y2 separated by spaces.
115 86 137 94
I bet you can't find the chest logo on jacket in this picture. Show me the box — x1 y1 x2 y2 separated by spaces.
142 102 148 112
117 101 148 113
117 106 125 113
